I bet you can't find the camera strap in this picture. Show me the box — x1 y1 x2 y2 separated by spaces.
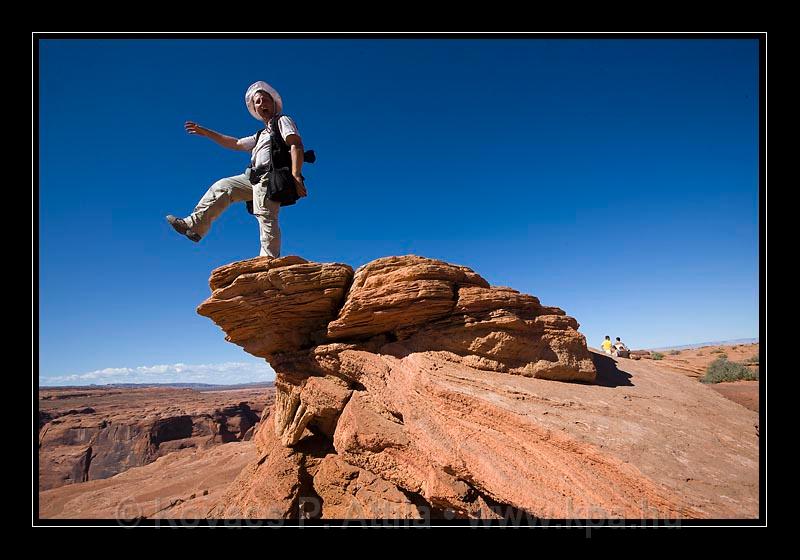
249 115 287 170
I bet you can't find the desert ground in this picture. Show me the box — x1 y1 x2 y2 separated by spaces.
641 343 759 412
38 343 759 520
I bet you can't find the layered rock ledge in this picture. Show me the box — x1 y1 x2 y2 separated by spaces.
198 255 595 382
196 256 757 520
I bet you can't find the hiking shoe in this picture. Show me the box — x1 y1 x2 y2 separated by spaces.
166 215 201 243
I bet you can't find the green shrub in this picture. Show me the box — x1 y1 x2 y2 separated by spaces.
712 349 726 354
652 352 664 360
743 354 759 364
669 350 680 355
702 358 759 384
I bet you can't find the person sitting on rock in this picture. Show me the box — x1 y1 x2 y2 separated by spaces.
165 80 307 257
613 337 629 357
601 335 613 355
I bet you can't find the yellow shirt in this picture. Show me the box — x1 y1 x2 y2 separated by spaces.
601 339 613 351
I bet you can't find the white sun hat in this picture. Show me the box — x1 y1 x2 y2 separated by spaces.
245 81 284 121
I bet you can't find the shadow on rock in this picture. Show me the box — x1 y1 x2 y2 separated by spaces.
590 351 634 388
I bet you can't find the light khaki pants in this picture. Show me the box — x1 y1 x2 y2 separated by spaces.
184 173 281 257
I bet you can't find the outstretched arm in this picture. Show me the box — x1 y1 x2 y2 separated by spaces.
185 121 249 151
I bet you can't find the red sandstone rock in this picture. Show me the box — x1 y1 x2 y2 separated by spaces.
199 255 595 382
212 347 759 519
195 255 758 520
197 256 353 357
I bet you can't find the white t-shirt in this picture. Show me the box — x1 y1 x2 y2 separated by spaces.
237 115 300 169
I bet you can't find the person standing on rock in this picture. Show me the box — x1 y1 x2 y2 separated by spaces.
166 81 307 257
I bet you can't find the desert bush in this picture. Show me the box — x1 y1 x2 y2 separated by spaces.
702 358 759 384
652 352 664 360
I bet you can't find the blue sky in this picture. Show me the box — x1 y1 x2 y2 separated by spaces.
38 37 760 385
